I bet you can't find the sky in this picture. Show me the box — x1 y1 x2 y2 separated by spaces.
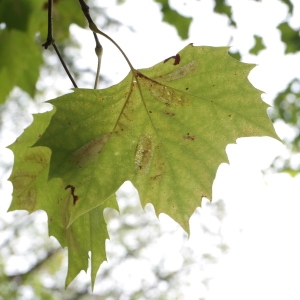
1 0 300 299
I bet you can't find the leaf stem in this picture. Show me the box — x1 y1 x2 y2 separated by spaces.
93 32 103 89
78 0 136 75
42 0 78 88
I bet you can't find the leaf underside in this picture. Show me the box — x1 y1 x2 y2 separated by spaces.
8 45 278 286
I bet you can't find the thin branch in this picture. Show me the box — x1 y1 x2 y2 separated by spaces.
52 43 78 88
42 0 54 49
42 0 78 88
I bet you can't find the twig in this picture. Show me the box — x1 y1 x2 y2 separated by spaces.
52 43 78 88
42 0 54 49
42 0 78 88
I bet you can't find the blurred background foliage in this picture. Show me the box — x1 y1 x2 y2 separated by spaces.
0 0 299 298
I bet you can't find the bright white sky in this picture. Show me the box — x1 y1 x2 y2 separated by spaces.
1 0 300 299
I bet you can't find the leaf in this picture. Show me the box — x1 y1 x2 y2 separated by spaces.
272 78 300 151
249 35 266 55
213 0 236 27
0 0 86 104
282 0 294 14
35 45 278 234
228 50 241 61
155 0 192 40
0 0 38 31
8 110 118 287
277 22 300 54
10 44 278 286
0 29 43 103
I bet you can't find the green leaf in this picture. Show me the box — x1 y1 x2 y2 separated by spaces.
213 0 236 27
0 0 87 104
277 22 300 54
8 110 118 287
272 78 300 151
249 35 266 55
228 50 241 61
282 0 294 14
155 0 192 40
10 45 278 286
0 29 43 104
35 45 278 234
0 0 39 31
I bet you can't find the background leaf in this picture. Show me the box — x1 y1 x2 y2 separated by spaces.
277 22 300 54
213 0 236 27
249 35 266 55
155 0 192 39
0 30 42 103
0 0 86 104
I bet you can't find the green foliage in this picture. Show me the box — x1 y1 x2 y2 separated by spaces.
277 22 300 54
0 29 42 103
0 0 38 31
9 44 277 285
272 78 300 150
281 0 294 14
0 0 86 104
249 35 266 55
154 0 192 39
228 50 241 61
213 0 236 27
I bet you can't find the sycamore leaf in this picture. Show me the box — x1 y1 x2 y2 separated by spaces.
10 45 278 286
8 111 118 287
35 45 278 233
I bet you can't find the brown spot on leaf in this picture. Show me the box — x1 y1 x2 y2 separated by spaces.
151 174 162 180
65 185 79 205
164 53 181 65
183 133 195 141
164 111 175 117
